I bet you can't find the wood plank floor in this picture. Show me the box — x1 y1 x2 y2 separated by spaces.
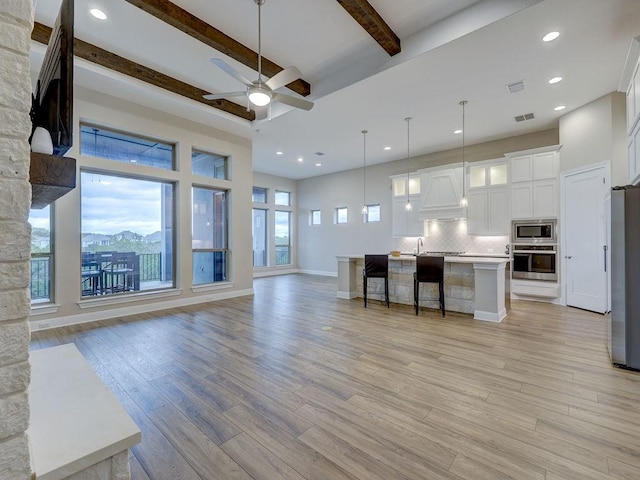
30 274 640 480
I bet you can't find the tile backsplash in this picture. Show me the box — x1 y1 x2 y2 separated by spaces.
393 219 509 254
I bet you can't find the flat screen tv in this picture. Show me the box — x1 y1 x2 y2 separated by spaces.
31 0 74 156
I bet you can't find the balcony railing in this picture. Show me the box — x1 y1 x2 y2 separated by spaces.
30 254 51 301
275 245 290 265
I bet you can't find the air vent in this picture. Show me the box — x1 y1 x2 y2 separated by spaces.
515 113 535 122
507 80 525 94
315 152 325 156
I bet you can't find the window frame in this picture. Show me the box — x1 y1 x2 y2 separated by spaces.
364 204 381 223
192 186 229 285
191 148 229 180
252 208 268 267
274 210 291 266
335 207 348 224
275 190 291 206
310 210 321 225
252 186 268 204
29 205 54 304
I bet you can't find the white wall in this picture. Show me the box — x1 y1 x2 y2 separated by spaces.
297 129 559 275
559 92 627 185
252 172 297 276
31 86 254 329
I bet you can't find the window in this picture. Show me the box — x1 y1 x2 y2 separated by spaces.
275 211 291 265
310 210 321 225
252 187 267 203
253 209 268 267
80 125 174 170
364 204 380 223
336 207 348 224
29 206 52 303
192 187 228 285
192 149 228 179
80 172 175 297
275 190 291 206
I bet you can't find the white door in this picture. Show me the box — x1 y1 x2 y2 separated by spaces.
563 165 609 313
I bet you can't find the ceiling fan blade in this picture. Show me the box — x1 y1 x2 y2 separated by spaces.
203 91 246 100
210 58 253 87
265 66 302 91
273 92 314 111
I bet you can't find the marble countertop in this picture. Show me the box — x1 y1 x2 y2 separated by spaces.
337 254 510 264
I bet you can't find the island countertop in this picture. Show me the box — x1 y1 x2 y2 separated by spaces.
336 254 510 322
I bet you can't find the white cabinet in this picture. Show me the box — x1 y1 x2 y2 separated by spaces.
466 158 509 235
621 37 640 183
467 187 509 235
507 148 560 219
390 173 423 237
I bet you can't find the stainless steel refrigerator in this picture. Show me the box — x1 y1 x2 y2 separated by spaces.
610 185 640 369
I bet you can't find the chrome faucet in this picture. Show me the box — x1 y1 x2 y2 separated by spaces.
417 237 423 255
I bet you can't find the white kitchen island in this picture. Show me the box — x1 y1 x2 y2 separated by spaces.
337 254 510 322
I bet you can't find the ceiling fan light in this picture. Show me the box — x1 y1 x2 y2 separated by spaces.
248 88 272 107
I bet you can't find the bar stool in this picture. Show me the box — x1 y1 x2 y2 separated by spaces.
363 254 389 308
414 255 445 317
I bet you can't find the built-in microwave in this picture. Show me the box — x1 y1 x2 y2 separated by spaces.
512 219 557 244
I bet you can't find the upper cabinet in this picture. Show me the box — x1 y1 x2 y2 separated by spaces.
390 173 423 237
621 36 640 184
506 146 561 219
467 158 509 235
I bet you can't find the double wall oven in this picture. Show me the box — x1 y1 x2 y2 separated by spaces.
511 219 557 282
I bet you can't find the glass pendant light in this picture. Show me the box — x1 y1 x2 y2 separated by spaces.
361 130 368 215
459 100 469 207
405 117 413 212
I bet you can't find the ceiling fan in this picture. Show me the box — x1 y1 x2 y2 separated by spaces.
203 0 314 115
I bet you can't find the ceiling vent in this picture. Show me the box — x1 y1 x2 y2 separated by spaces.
315 152 325 156
506 80 525 94
514 113 535 122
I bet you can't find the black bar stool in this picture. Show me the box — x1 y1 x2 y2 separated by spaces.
414 255 445 317
363 254 389 308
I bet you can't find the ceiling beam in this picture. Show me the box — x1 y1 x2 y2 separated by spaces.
337 0 401 56
32 22 255 121
123 0 311 97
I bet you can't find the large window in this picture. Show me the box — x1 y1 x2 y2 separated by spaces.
80 172 175 297
80 124 174 170
192 187 228 285
275 211 291 265
192 149 228 179
29 206 52 303
252 209 268 267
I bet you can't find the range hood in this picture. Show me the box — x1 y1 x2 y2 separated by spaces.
418 166 467 220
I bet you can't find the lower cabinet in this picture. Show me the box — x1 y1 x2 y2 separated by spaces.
467 187 509 235
392 200 424 237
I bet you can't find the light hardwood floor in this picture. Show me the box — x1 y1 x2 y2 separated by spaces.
30 274 640 480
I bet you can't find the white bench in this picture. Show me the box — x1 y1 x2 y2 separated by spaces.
28 344 141 480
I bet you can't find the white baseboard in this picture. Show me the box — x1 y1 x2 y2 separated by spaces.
253 268 299 278
29 288 254 331
474 308 506 323
298 269 337 277
337 291 358 299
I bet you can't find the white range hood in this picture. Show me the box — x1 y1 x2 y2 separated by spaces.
418 165 468 220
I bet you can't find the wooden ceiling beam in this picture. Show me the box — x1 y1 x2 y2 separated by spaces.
32 22 255 121
337 0 401 56
124 0 311 97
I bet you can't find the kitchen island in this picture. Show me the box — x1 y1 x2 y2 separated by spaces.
336 254 510 322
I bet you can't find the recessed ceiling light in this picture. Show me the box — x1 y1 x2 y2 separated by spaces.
297 157 303 163
548 76 563 84
315 163 321 167
454 129 462 134
384 146 391 151
543 31 560 42
90 8 107 20
276 151 283 155
554 105 566 111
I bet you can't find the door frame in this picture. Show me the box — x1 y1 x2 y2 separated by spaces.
559 160 610 310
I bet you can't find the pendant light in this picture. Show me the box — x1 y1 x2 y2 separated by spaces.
459 100 468 207
361 130 368 215
404 117 413 212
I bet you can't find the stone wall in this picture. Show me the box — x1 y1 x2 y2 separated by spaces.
0 1 33 479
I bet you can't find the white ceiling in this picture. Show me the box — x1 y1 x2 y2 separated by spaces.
31 0 640 179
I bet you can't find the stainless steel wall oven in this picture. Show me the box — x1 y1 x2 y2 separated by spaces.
512 244 557 281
